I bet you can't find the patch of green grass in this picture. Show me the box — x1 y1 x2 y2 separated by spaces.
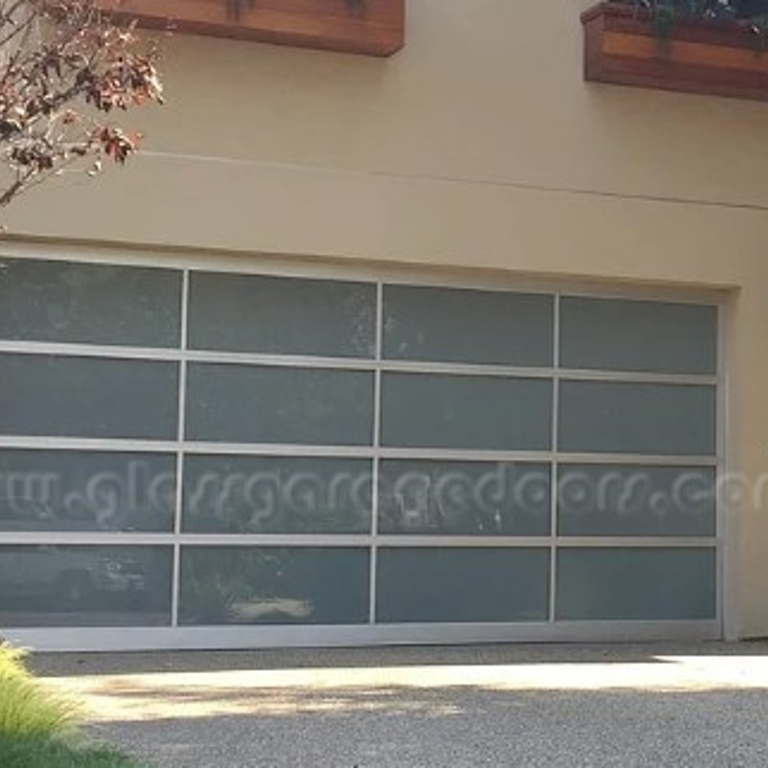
0 643 79 739
0 737 144 768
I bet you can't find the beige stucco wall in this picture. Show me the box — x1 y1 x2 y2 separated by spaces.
5 0 768 637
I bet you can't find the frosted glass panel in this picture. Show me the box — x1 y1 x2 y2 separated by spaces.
558 465 716 537
188 272 375 358
379 460 551 535
381 373 552 450
560 297 717 375
179 547 370 625
556 547 717 620
186 364 374 445
0 545 172 626
384 285 553 366
559 381 716 456
376 548 550 623
0 258 181 347
0 451 176 533
183 455 372 534
0 354 179 440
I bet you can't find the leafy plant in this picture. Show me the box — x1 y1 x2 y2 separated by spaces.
0 0 164 210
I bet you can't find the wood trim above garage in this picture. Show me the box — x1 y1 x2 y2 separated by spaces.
93 0 405 56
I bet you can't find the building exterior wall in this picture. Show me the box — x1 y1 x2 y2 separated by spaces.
4 0 768 638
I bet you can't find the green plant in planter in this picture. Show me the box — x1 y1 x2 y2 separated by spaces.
630 0 768 36
226 0 368 20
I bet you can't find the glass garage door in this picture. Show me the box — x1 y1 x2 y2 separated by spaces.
0 255 720 649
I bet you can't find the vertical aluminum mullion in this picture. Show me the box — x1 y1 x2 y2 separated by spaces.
171 269 190 628
715 301 727 639
549 293 561 623
369 282 384 624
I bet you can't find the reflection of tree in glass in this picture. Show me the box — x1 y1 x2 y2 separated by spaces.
180 549 313 625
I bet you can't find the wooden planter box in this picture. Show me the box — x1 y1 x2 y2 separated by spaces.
582 1 768 100
95 0 405 57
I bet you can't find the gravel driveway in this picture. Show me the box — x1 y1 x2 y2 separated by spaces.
33 642 768 767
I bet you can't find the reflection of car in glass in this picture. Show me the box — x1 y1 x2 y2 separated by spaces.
0 547 147 609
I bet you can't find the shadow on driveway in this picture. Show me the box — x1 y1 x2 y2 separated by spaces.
33 641 768 768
